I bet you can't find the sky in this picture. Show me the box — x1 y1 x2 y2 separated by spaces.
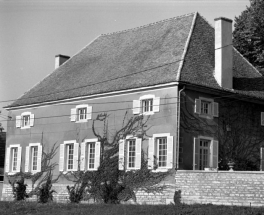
0 0 250 130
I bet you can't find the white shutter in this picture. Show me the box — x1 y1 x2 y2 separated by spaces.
94 142 101 170
36 145 42 172
261 147 264 171
59 144 65 171
30 114 35 126
148 138 154 169
16 146 22 172
118 139 125 170
135 138 142 170
16 116 21 128
5 147 10 172
25 146 30 172
153 97 160 113
133 100 140 114
261 112 264 126
87 106 92 120
73 142 79 171
70 108 77 122
166 136 173 169
194 99 201 114
213 102 219 117
80 142 86 171
193 138 200 170
211 140 218 169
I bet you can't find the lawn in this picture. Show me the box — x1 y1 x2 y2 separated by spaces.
0 201 264 215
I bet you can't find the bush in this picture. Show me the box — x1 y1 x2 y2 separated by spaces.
37 176 56 203
12 178 29 201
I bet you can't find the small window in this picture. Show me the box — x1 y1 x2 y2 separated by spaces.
22 115 30 127
71 105 92 122
16 112 34 128
67 144 74 171
194 98 218 118
133 95 160 115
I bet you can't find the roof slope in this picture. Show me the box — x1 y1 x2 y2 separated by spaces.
9 13 195 108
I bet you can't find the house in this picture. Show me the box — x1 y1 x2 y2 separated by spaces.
2 12 264 204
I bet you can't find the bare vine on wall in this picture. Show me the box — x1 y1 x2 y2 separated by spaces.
180 92 264 170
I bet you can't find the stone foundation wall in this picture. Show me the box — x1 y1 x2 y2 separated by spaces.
1 183 175 204
175 170 264 207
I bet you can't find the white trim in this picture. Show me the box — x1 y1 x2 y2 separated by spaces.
63 140 77 171
20 112 31 129
85 139 98 171
29 143 41 147
153 133 170 138
139 94 155 100
8 144 21 173
7 82 178 110
198 97 214 119
126 138 137 170
84 138 98 143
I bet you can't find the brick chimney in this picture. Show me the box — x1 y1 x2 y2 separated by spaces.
214 17 233 89
55 54 70 69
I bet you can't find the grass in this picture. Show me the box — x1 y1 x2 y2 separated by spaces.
0 201 264 215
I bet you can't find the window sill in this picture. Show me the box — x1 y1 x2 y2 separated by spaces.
140 112 154 116
75 120 89 123
7 172 17 175
198 114 213 119
21 126 31 129
151 168 170 173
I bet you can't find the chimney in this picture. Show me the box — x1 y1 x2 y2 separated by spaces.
55 54 70 69
214 17 233 89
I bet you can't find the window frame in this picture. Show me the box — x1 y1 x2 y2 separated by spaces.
5 144 21 174
26 143 42 173
20 112 33 129
86 140 96 171
66 143 74 171
139 95 155 115
71 104 92 123
11 147 18 172
60 140 79 173
195 97 218 119
126 138 137 170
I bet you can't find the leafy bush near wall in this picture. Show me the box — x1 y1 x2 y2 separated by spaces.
10 178 29 201
0 201 264 215
36 175 56 203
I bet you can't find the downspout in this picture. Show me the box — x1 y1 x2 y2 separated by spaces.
176 85 185 170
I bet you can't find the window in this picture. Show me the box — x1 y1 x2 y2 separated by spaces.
80 139 101 171
16 112 34 128
193 137 218 170
5 145 22 173
148 133 173 171
25 143 42 173
71 104 92 122
59 140 79 172
67 144 74 171
118 137 142 170
133 95 160 115
194 97 218 118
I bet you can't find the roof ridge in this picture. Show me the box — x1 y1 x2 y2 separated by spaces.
176 12 198 81
101 12 196 36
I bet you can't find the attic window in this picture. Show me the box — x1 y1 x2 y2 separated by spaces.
132 95 160 115
16 112 34 129
71 104 92 122
194 97 218 118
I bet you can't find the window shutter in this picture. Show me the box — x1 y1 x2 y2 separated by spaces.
94 142 101 170
16 116 21 128
133 100 140 114
135 138 142 170
213 102 219 117
148 138 154 169
153 97 160 113
211 140 218 169
166 136 174 169
87 106 92 120
30 114 35 126
70 108 77 122
193 138 200 170
5 147 10 172
194 99 201 114
36 145 42 172
80 142 86 171
261 147 264 171
73 142 79 171
59 144 65 171
16 146 22 172
25 146 30 172
118 139 125 170
261 113 264 126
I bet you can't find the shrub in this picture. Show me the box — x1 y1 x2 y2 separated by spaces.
37 175 56 203
12 178 29 201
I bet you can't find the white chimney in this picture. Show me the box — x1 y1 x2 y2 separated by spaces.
55 54 70 69
214 17 233 89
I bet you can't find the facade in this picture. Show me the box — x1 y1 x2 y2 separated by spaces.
2 12 264 203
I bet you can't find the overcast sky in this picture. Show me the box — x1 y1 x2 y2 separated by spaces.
0 0 250 130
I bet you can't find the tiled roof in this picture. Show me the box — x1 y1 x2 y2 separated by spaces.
9 13 195 108
8 12 264 108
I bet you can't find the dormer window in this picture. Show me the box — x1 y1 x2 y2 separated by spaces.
16 112 34 129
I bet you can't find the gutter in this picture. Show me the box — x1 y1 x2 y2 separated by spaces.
176 85 185 170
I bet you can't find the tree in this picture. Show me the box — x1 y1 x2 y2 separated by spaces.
64 112 173 203
233 0 264 71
